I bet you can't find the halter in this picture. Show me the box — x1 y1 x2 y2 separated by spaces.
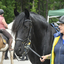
15 19 32 44
14 19 31 60
14 19 42 61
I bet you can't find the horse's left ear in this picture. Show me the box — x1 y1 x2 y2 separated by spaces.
24 9 30 19
14 8 19 17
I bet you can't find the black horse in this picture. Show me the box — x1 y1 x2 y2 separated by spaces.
12 9 56 64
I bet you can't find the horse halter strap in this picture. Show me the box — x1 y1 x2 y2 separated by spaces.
15 19 32 60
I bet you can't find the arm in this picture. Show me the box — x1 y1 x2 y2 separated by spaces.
40 54 51 62
2 18 8 29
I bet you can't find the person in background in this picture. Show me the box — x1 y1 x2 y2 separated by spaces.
0 9 13 51
40 15 64 64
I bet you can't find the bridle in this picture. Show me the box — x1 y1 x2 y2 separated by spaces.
16 19 32 44
14 19 42 61
14 19 32 60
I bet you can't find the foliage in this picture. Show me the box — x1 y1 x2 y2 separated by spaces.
0 0 64 23
30 0 38 13
0 0 15 24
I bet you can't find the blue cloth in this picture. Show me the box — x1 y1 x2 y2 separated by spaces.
54 33 64 64
54 31 61 38
63 39 64 44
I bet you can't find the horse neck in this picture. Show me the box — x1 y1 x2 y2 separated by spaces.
32 21 48 37
31 21 55 47
31 22 47 49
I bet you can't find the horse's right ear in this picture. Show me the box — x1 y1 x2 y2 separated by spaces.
14 8 19 17
24 9 30 19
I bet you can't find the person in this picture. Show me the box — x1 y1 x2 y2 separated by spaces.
40 15 64 64
0 9 13 51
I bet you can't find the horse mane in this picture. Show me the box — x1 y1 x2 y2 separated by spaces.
30 12 49 28
12 12 25 33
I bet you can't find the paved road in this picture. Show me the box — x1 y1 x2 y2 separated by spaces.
0 52 31 64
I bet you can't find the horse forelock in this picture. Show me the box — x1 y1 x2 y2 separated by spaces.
12 12 25 33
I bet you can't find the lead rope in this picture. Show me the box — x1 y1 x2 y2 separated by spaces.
25 44 42 59
28 46 42 58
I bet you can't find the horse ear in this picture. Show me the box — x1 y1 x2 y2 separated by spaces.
24 9 30 19
14 8 19 17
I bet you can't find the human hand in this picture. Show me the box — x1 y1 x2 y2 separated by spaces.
40 55 48 62
9 48 14 51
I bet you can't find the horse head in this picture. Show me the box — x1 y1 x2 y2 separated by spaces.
12 9 56 64
13 9 32 57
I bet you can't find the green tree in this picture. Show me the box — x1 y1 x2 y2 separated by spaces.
1 0 64 23
0 0 15 24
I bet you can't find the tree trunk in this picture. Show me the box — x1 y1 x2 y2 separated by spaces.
38 0 40 14
29 0 33 10
21 0 23 12
32 0 34 9
42 0 44 16
46 0 48 20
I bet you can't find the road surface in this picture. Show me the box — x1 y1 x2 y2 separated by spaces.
0 52 31 64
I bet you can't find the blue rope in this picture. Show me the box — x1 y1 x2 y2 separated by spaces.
50 23 59 32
